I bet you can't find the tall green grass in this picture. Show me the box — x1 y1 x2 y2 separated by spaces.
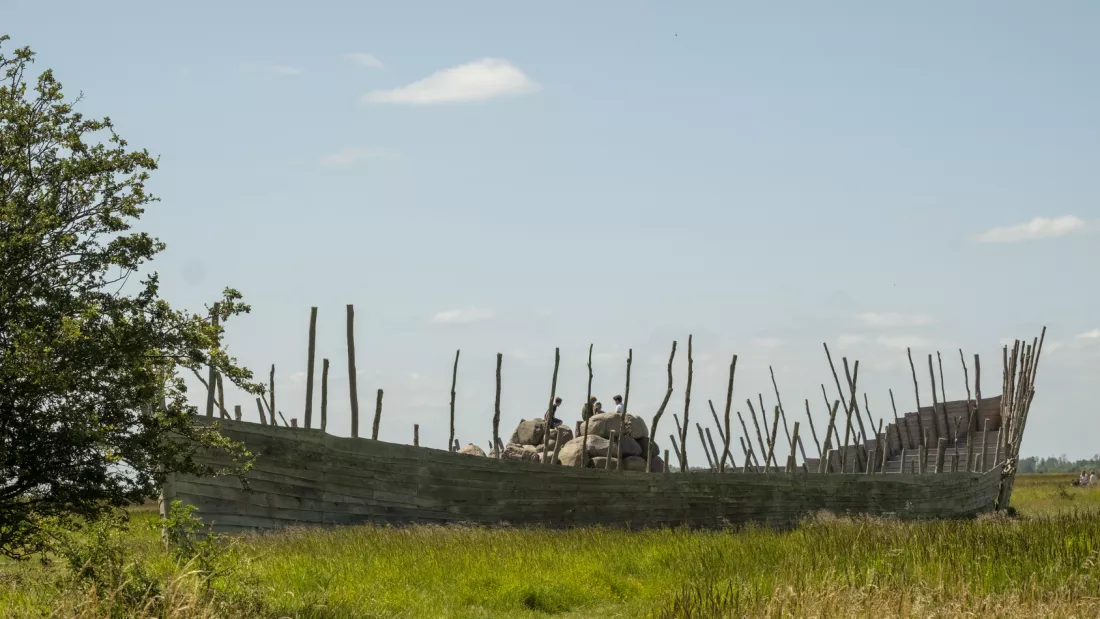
3 475 1100 618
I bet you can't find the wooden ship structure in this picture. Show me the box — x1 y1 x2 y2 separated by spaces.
161 305 1046 533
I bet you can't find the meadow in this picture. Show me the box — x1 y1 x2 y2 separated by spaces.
2 473 1099 618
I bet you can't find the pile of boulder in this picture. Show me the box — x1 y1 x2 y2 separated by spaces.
472 412 665 472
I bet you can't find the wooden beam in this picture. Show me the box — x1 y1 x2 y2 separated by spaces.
304 306 318 429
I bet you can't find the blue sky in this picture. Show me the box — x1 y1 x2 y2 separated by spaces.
6 1 1099 460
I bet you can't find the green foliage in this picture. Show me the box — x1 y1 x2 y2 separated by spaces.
0 34 262 559
1018 454 1100 474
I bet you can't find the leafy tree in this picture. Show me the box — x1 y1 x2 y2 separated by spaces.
0 35 262 559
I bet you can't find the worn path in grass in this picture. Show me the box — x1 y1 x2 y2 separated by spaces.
3 474 1100 618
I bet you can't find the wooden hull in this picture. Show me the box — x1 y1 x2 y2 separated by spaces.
162 419 1006 534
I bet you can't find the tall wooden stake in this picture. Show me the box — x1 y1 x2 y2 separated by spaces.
722 355 737 471
704 427 721 472
216 373 227 419
820 400 841 474
907 347 928 446
493 353 502 454
789 422 801 474
764 406 781 474
414 424 419 446
647 341 678 472
449 349 460 451
542 348 561 465
304 306 318 429
736 411 757 471
269 363 276 425
889 388 910 449
680 334 694 471
697 424 715 472
372 389 383 440
616 349 631 467
255 397 267 425
937 351 948 433
582 345 593 468
320 358 329 433
746 398 772 469
204 303 220 418
959 350 975 470
928 354 944 444
346 304 360 438
804 399 822 458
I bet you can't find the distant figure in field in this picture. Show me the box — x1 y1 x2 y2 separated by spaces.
547 397 563 428
581 396 597 421
613 395 623 414
1091 470 1097 486
1079 471 1089 486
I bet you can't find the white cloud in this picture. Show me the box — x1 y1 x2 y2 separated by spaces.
319 147 398 166
1076 329 1100 341
975 216 1089 244
431 308 496 325
753 337 784 349
875 335 929 351
346 52 384 69
857 312 935 328
362 58 539 105
239 62 305 76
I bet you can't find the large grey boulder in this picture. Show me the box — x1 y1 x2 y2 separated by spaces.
624 414 649 440
458 443 486 457
613 435 642 457
557 435 612 467
623 456 649 472
636 437 660 460
541 425 574 450
581 412 622 439
509 419 546 446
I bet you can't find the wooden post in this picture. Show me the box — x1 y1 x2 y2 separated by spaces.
269 364 277 425
493 352 502 455
704 427 721 471
291 418 298 428
255 397 267 425
233 404 242 421
789 422 801 475
449 349 460 453
647 341 678 473
739 437 752 472
721 355 737 472
769 367 794 454
581 344 594 468
304 306 318 429
918 444 927 474
695 425 714 471
414 424 419 446
736 411 756 471
320 358 329 433
764 406 780 475
928 354 945 445
821 385 842 448
541 348 561 465
907 347 928 445
839 359 861 472
889 388 911 450
616 349 631 468
453 439 460 452
980 418 990 472
959 350 975 471
346 304 360 438
663 449 670 473
205 303 219 418
879 427 888 473
935 437 947 473
680 334 694 472
825 344 868 454
899 448 906 474
746 399 773 469
937 351 949 437
819 400 841 474
866 449 874 474
804 399 823 458
708 401 736 471
669 434 683 471
372 389 383 440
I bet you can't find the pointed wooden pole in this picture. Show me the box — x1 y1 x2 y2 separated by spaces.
205 303 220 418
668 434 683 472
746 398 772 469
449 349 460 451
493 353 502 454
414 424 419 446
233 404 242 421
346 304 360 438
721 355 737 472
582 345 593 468
320 358 329 433
907 347 928 446
304 306 318 429
216 373 228 419
804 399 822 458
269 363 277 425
704 427 721 472
764 406 781 474
928 353 944 444
255 397 267 425
736 411 757 472
372 388 383 440
542 348 561 465
697 424 715 472
819 400 841 474
959 350 975 470
648 341 678 472
679 334 694 471
616 349 631 467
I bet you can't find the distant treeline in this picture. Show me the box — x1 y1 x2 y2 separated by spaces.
1019 455 1100 474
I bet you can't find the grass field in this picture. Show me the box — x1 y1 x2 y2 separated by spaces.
3 473 1100 618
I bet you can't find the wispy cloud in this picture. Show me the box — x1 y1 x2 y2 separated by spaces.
836 334 866 347
1076 329 1100 341
753 337 784 349
239 62 305 76
975 216 1090 244
857 312 935 328
362 58 539 105
431 308 495 325
346 52 384 69
319 147 398 166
